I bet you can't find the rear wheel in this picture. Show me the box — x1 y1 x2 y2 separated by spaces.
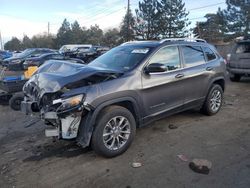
230 74 241 82
201 84 223 116
9 93 24 111
91 106 136 158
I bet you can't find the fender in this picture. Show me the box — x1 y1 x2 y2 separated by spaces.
204 76 226 98
76 96 141 148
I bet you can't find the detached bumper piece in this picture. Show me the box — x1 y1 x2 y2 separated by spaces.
21 101 37 114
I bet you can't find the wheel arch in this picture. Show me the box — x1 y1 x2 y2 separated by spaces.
76 97 141 148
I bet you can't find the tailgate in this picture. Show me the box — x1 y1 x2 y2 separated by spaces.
230 42 250 69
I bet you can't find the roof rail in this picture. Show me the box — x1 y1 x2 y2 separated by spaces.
160 38 207 43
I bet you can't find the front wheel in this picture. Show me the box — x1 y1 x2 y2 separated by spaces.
9 93 24 111
201 84 223 116
91 106 136 158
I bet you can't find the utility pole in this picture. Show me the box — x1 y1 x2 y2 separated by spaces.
126 0 130 41
48 22 50 36
0 31 3 50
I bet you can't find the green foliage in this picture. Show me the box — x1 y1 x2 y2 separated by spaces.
71 21 84 44
120 7 136 42
31 34 56 49
222 0 250 39
56 19 73 47
135 0 162 40
103 28 121 47
86 25 103 45
159 0 190 38
22 35 33 49
193 10 226 43
4 37 22 51
135 0 190 39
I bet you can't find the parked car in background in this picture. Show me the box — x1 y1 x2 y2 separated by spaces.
59 44 110 63
0 50 12 61
2 48 55 71
21 38 226 157
23 52 85 70
227 38 250 81
76 46 110 63
59 44 92 57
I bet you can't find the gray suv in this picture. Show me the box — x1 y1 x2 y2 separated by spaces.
21 39 226 157
227 39 250 81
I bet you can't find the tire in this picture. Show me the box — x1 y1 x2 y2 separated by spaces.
9 93 24 111
201 84 223 116
91 105 136 158
230 74 241 82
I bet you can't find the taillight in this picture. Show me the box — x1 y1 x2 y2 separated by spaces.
226 53 231 61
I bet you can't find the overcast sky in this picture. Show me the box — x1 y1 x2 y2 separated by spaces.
0 0 226 43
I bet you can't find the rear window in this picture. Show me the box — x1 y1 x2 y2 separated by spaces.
203 47 217 61
182 46 206 67
236 43 250 54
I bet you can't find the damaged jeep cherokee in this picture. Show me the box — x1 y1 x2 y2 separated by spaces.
21 39 226 157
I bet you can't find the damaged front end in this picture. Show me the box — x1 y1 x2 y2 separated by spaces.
21 60 121 146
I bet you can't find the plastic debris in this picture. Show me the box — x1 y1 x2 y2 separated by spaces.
189 159 212 175
177 154 189 162
132 162 142 168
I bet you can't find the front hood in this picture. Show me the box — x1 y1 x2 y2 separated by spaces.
23 60 121 100
4 57 22 62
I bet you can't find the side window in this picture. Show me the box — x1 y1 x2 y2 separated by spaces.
204 47 217 61
182 46 206 67
148 46 181 71
51 55 64 59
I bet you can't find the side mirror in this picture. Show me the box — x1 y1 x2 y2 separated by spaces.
145 63 167 74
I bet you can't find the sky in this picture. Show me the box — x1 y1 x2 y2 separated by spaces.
0 0 227 45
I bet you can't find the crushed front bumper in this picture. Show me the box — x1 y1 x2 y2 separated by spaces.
21 100 85 140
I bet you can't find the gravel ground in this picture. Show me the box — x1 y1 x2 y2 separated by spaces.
0 78 249 188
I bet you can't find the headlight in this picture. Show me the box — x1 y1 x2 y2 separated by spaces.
11 59 21 64
53 94 84 111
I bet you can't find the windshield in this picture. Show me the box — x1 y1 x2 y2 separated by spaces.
16 49 33 58
89 45 152 72
236 43 250 53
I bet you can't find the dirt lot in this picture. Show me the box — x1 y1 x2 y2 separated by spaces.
0 78 250 188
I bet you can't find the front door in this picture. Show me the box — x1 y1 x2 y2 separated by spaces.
141 45 186 117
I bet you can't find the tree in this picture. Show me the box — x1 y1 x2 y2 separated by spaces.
120 6 136 42
56 19 73 47
135 0 162 40
71 21 84 44
222 0 250 38
86 25 103 45
4 37 22 51
103 28 121 47
159 0 190 38
22 35 33 49
31 34 56 49
193 10 226 43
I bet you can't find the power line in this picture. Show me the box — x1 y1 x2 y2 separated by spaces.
50 1 226 32
82 7 125 26
188 2 225 11
189 16 207 21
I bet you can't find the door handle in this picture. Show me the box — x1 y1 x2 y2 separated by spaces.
206 67 213 71
175 73 184 78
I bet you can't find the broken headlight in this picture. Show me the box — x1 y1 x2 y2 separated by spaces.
53 94 84 111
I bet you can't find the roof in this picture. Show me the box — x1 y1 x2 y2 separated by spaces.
121 38 208 48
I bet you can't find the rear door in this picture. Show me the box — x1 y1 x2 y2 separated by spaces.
179 45 210 106
231 42 250 69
